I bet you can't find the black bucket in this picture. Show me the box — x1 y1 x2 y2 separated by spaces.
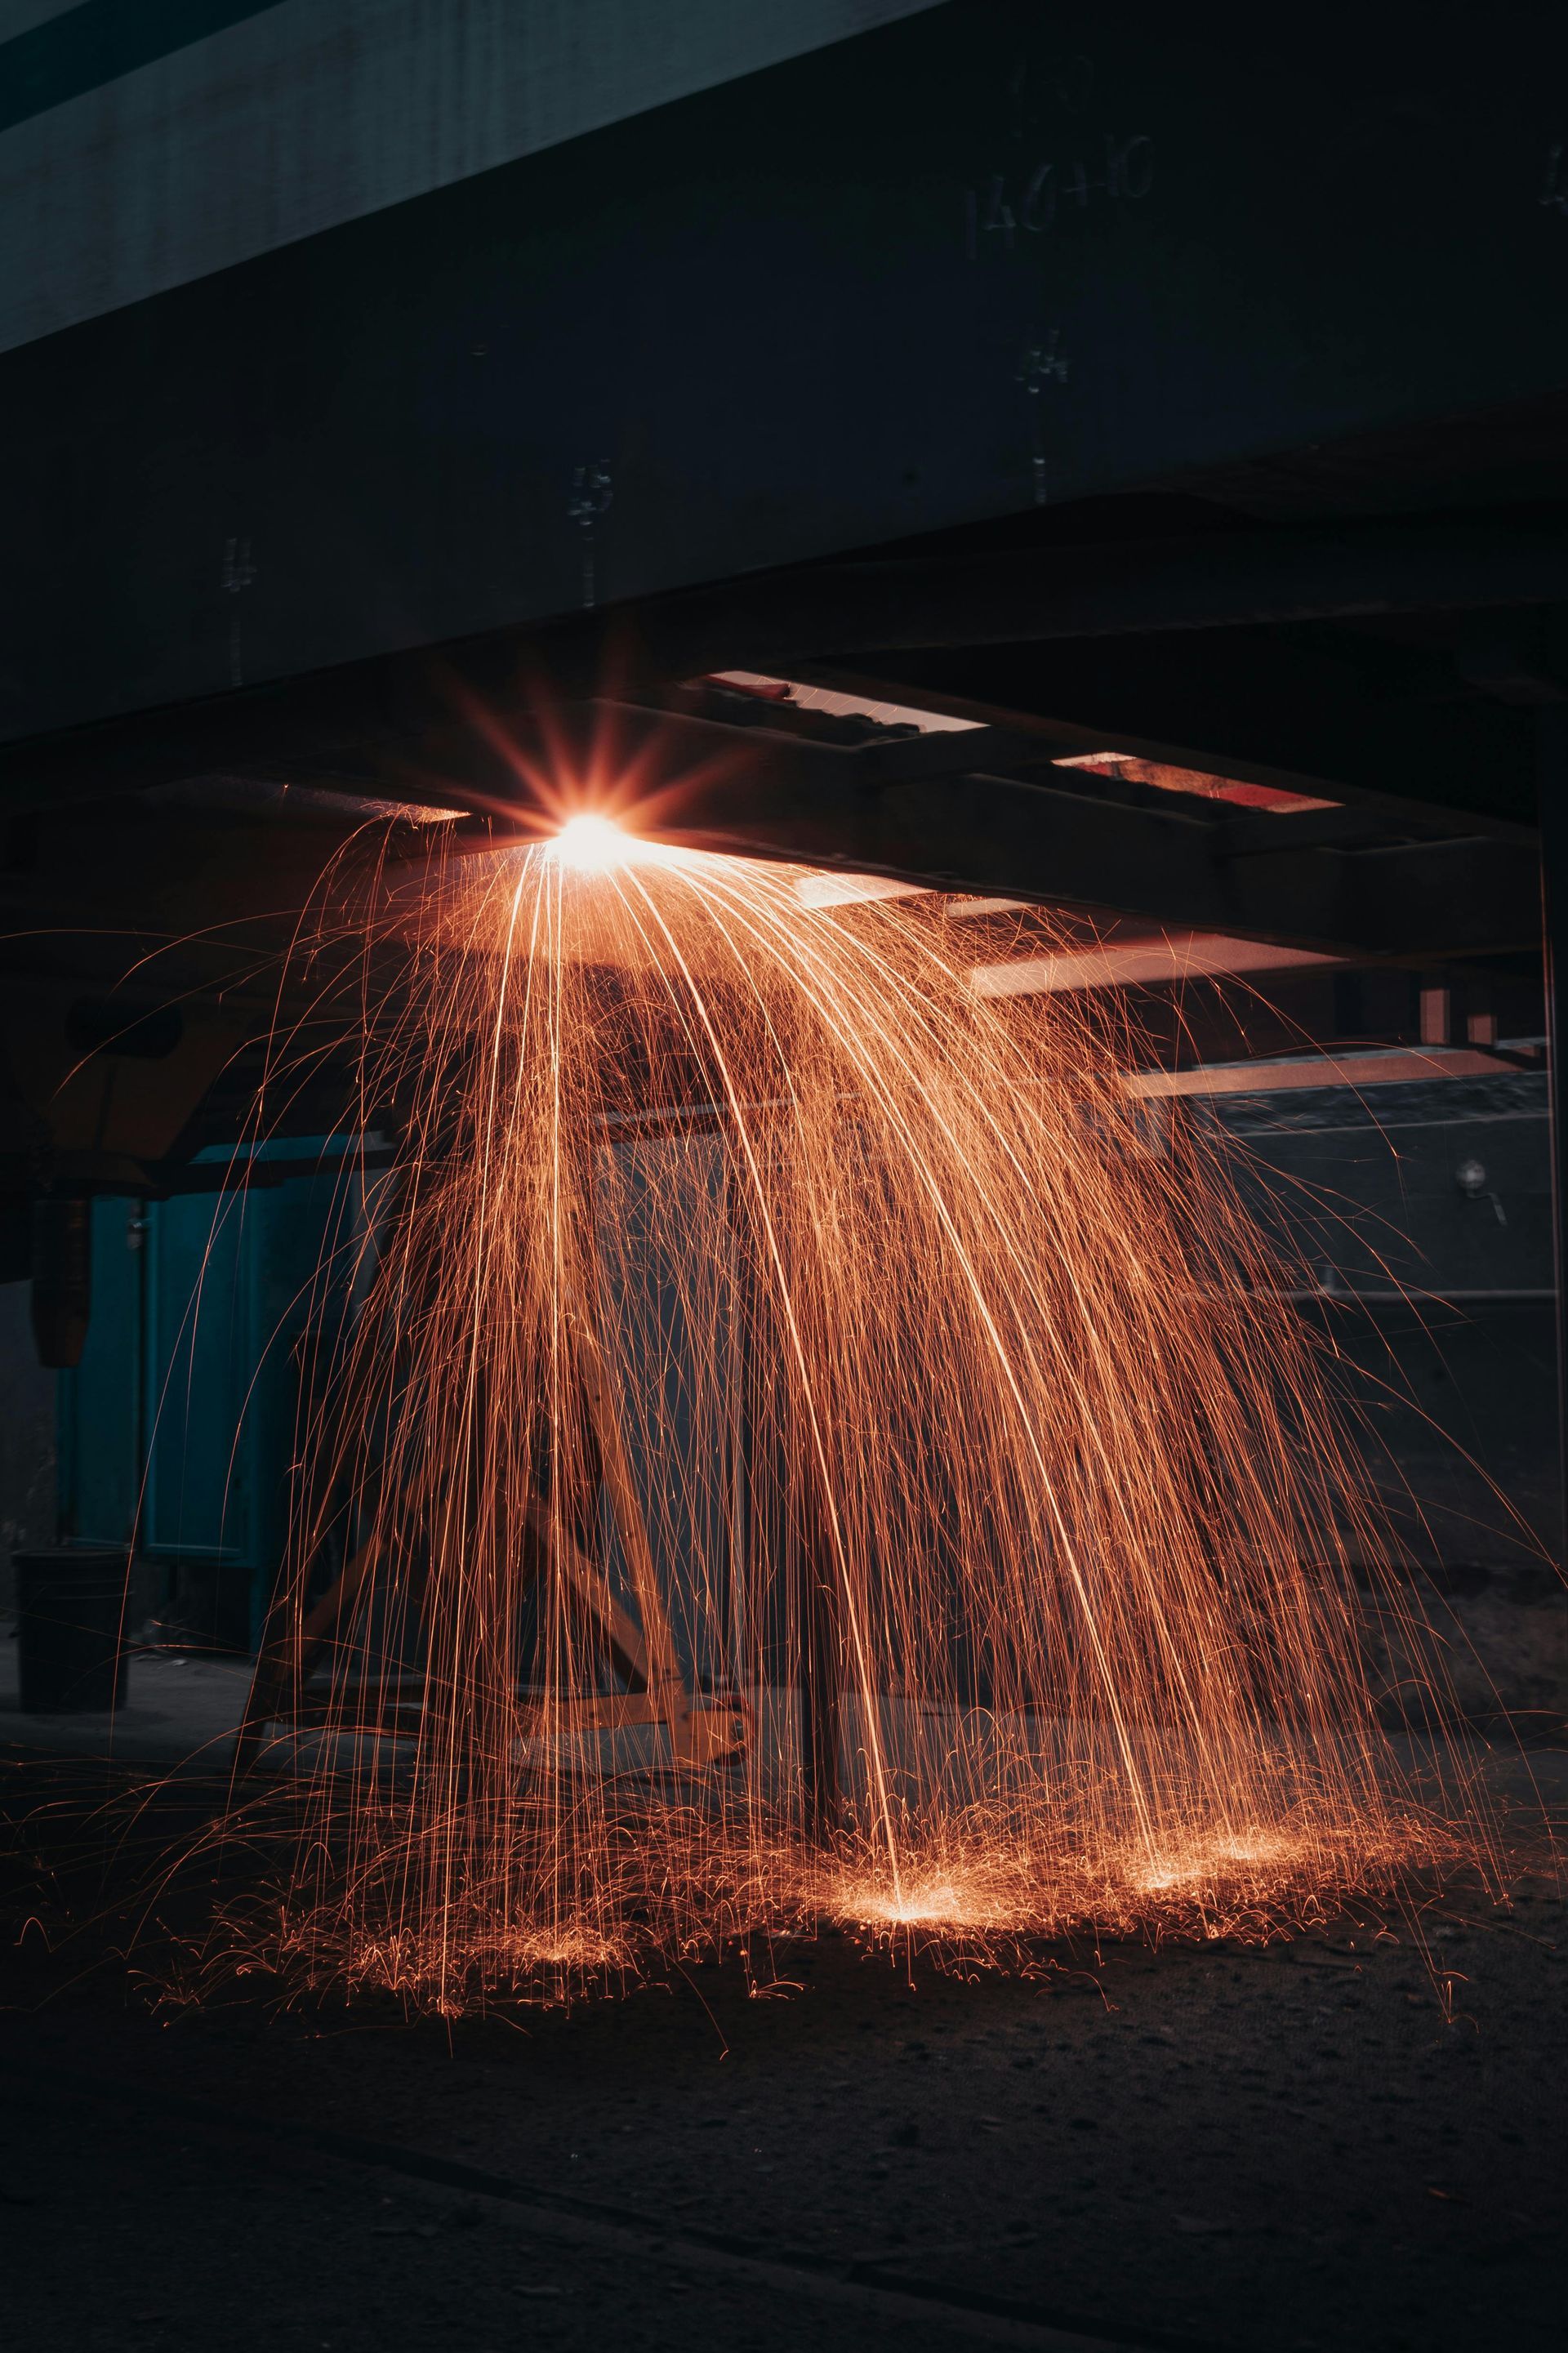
13 1548 131 1713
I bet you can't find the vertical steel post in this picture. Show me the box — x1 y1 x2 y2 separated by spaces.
800 1484 844 1843
1538 706 1568 1569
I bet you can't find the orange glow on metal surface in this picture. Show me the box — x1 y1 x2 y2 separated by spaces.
210 830 1491 2012
970 933 1336 999
1125 1047 1524 1098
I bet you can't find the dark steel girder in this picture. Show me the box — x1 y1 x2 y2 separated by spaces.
3 671 1535 958
629 514 1568 671
657 754 1539 960
6 510 1567 822
424 697 1534 960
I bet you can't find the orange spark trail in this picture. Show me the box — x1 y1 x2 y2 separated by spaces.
225 827 1489 2009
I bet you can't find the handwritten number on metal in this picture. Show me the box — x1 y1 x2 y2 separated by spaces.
983 174 1017 249
1113 134 1154 200
966 134 1153 257
1022 163 1055 234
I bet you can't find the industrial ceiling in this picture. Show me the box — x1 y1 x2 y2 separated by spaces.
2 0 1566 1272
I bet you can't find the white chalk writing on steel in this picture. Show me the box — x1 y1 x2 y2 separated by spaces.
965 135 1154 259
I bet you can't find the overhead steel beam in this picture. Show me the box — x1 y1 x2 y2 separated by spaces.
412 694 1544 957
810 625 1552 831
1 668 1539 960
9 2 1568 752
629 515 1568 673
7 519 1563 825
633 730 1539 960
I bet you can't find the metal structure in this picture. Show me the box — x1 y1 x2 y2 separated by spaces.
234 1335 751 1776
5 1 1568 1574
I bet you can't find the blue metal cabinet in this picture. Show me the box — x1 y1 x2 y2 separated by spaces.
59 1147 365 1650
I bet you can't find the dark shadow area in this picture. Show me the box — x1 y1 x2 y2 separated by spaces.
1 1747 1563 2353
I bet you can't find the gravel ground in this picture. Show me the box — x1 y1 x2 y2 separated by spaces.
1 1756 1563 2353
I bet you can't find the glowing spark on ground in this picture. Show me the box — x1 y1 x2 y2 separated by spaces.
829 1875 1020 1931
1131 1832 1303 1894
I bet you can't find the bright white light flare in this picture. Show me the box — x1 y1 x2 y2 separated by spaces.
550 813 638 872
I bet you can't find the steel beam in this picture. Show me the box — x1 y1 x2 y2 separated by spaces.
630 518 1568 674
9 3 1568 751
4 673 1538 960
653 746 1539 960
8 518 1566 822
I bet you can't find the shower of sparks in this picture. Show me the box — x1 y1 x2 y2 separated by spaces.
221 823 1486 2012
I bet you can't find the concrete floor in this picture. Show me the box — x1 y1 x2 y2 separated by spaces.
0 1630 254 1764
1 1733 1564 2353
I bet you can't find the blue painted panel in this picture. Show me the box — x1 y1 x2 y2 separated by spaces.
58 1151 368 1647
57 1197 145 1548
143 1187 259 1564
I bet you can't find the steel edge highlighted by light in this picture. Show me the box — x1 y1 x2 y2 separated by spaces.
969 932 1336 999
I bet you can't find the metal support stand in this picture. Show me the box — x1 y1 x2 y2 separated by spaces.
1538 705 1568 1571
800 1493 844 1843
232 1530 382 1776
234 1349 750 1777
